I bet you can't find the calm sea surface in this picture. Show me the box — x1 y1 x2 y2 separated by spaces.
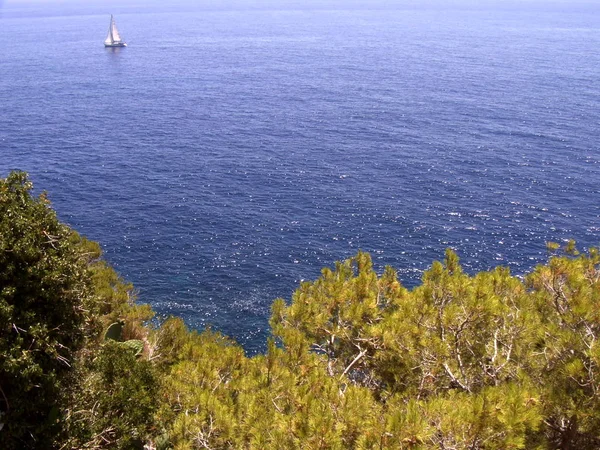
1 0 599 352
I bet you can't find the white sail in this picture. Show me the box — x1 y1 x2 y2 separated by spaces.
110 17 123 43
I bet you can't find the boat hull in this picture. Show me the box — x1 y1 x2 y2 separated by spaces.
104 42 127 47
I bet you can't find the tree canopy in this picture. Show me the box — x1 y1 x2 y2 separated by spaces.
0 172 92 447
1 171 599 449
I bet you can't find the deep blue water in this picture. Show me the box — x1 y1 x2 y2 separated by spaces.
1 0 599 353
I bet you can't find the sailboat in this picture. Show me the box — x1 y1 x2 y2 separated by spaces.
104 15 127 47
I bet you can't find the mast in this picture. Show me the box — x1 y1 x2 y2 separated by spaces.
104 15 114 45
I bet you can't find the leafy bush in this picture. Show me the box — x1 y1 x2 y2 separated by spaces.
0 172 92 448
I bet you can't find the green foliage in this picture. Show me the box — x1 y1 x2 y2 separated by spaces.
104 321 144 356
525 245 600 448
156 322 382 449
121 339 144 356
73 341 158 449
105 321 124 341
3 171 600 449
0 172 92 448
0 172 158 449
271 248 600 448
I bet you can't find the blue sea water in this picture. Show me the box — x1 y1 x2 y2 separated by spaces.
1 0 599 353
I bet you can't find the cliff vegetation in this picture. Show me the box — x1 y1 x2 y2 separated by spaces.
1 172 599 449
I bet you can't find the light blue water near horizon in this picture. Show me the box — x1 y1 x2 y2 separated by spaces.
1 0 599 353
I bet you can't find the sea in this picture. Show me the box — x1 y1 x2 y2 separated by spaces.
1 0 599 353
